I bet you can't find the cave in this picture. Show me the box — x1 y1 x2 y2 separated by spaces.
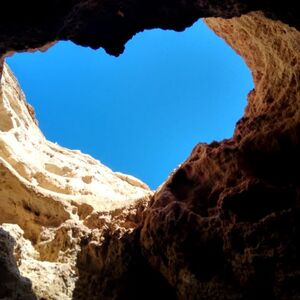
7 20 252 190
0 1 299 299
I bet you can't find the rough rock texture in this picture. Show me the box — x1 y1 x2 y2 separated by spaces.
0 226 36 299
0 1 299 300
0 62 152 298
0 1 299 57
141 12 300 299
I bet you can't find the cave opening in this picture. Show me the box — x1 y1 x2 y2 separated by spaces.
6 19 253 189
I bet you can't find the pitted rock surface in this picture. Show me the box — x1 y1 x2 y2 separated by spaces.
0 1 299 299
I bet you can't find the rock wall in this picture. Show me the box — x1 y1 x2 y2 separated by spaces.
0 62 152 298
0 1 299 300
141 12 300 299
0 1 299 57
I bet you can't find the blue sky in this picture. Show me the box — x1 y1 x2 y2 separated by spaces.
7 20 253 189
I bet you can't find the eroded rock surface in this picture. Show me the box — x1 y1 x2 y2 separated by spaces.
0 62 152 298
141 12 300 299
0 0 299 57
0 1 299 300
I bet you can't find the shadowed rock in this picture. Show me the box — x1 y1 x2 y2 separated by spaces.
0 1 299 299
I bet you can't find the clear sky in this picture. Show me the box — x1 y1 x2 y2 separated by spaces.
7 20 253 190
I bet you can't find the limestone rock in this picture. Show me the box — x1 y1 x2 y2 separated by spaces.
141 12 300 299
0 1 299 299
0 226 36 300
0 62 152 298
0 62 151 232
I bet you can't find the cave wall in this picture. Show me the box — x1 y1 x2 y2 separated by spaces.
0 1 299 299
0 62 152 298
0 0 299 57
141 12 300 299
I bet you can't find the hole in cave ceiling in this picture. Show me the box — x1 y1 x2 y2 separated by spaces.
6 20 253 189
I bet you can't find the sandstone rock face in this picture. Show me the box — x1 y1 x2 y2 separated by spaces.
141 12 300 299
0 225 36 299
0 1 299 300
0 62 152 298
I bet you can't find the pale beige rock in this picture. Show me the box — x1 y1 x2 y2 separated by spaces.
1 223 78 300
0 62 152 299
0 62 152 225
0 225 36 299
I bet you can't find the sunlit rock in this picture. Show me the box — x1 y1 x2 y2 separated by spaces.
0 62 152 298
0 1 299 299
